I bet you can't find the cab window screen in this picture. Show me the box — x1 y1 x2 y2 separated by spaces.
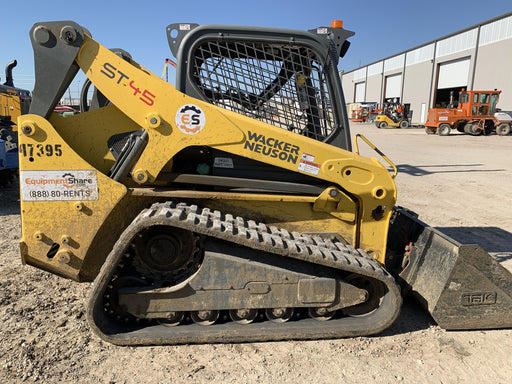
191 40 337 142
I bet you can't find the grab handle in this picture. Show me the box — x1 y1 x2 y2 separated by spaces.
353 134 397 179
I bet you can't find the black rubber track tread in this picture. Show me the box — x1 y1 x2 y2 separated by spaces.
87 201 402 345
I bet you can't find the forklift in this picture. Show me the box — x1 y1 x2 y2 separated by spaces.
374 98 411 128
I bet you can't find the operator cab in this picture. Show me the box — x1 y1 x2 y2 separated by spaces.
166 22 355 193
458 90 500 117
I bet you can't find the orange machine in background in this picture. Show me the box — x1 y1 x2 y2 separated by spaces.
351 102 380 122
425 90 511 136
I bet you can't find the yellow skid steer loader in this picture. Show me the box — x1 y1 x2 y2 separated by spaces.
17 20 512 345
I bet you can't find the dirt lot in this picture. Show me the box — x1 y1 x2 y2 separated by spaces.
1 123 511 383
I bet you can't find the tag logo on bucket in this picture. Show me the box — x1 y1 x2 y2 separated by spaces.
176 104 205 135
461 292 497 306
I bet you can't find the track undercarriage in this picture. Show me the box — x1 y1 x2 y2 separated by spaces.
87 201 402 345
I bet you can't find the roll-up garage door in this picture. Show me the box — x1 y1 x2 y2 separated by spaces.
437 58 470 89
384 74 402 98
354 82 365 102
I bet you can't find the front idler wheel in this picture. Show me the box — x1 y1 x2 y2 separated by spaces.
341 274 385 317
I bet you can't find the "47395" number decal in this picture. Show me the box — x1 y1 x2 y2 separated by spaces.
19 143 62 157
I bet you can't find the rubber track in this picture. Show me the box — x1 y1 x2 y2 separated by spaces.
87 201 402 345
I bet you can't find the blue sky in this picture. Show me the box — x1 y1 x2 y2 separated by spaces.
2 1 511 98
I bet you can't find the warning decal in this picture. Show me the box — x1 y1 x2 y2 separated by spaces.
298 153 321 176
21 170 99 201
213 157 234 169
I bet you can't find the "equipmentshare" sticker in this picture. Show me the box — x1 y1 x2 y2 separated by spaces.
21 170 99 201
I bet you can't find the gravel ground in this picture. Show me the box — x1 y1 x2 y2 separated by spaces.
1 122 511 383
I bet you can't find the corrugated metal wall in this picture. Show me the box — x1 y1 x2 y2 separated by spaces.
341 12 512 123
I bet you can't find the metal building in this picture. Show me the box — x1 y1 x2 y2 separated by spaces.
340 12 512 124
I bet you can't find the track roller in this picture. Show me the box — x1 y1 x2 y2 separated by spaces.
191 310 220 326
265 308 294 323
308 307 335 321
229 309 258 324
157 311 184 327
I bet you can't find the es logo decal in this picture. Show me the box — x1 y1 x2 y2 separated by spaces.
176 105 205 135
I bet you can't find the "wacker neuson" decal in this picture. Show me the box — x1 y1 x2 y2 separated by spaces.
244 131 300 164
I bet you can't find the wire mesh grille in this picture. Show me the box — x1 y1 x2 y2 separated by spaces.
191 40 336 141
